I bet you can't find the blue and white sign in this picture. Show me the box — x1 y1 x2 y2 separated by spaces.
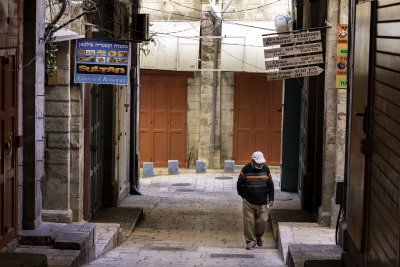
74 39 130 85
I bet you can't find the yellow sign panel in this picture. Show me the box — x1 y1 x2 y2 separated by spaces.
336 24 348 88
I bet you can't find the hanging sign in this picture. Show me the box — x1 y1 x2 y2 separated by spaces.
263 31 321 46
265 54 323 69
264 42 323 58
336 24 348 88
74 39 130 85
267 66 324 81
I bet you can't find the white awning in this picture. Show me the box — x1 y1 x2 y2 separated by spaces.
53 27 85 42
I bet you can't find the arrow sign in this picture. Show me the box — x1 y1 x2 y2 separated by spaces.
78 49 85 54
263 31 321 46
264 42 323 58
265 54 323 69
266 66 324 81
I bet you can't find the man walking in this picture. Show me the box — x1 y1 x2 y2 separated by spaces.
237 151 274 250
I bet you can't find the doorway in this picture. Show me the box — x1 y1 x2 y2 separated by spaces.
139 71 188 168
0 51 18 248
90 85 104 218
233 73 282 166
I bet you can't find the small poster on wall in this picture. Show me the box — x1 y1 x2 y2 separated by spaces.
336 24 348 88
74 39 130 85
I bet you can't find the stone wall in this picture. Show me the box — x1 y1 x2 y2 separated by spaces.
70 85 84 221
220 72 234 165
42 40 74 223
187 73 201 168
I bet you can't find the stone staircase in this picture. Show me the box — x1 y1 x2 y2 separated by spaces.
0 207 144 267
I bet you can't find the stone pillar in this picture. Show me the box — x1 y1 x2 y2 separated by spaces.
22 0 46 230
198 4 222 169
319 0 346 227
42 41 73 223
70 84 84 221
187 73 201 168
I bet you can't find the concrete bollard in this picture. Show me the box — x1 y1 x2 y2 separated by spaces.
168 160 179 175
224 160 235 173
196 160 206 173
142 162 154 178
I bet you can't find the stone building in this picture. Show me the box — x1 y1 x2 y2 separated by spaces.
139 0 291 169
0 0 140 251
290 0 348 227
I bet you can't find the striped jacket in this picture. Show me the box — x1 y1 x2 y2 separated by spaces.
237 163 274 205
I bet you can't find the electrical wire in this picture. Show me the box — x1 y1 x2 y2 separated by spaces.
0 54 38 72
168 0 282 14
149 30 267 48
220 47 267 71
45 0 103 43
222 20 276 31
112 0 281 32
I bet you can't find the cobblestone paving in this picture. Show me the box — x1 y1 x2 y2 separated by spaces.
84 170 286 267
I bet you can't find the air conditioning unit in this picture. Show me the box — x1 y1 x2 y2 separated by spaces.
134 14 150 42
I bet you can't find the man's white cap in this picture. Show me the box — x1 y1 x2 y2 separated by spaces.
252 151 266 164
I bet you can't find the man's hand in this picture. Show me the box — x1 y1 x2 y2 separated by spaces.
268 201 274 207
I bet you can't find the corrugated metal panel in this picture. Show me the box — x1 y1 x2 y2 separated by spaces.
140 21 276 72
140 21 200 71
221 21 275 73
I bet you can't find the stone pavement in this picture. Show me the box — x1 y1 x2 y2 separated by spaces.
84 168 290 267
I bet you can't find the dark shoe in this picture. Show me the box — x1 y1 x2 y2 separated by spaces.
246 243 256 250
257 238 263 246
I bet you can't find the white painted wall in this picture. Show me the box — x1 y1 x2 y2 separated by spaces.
140 21 200 71
140 21 277 72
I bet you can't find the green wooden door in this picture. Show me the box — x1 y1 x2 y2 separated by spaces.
281 79 302 191
298 82 308 198
90 85 104 217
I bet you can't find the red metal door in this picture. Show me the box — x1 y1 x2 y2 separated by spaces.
0 50 18 249
234 73 282 166
139 72 187 167
168 77 186 165
153 77 168 166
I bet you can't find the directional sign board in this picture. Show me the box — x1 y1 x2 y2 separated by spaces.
264 42 323 58
265 54 323 69
266 66 324 81
263 31 321 46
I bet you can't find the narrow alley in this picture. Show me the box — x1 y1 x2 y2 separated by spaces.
84 169 292 267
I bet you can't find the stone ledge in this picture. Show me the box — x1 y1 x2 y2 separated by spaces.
42 209 73 223
94 223 121 258
287 244 342 267
268 209 316 241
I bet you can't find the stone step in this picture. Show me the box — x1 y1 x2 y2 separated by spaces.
90 207 144 240
15 246 80 267
287 244 342 267
0 252 48 267
94 223 122 258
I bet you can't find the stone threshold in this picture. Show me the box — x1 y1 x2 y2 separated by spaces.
269 209 343 267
